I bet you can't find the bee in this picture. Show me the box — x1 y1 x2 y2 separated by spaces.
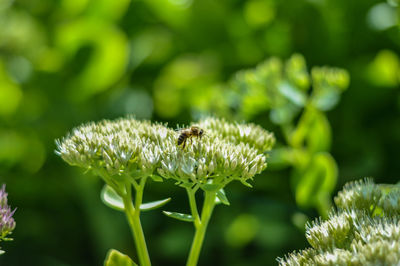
177 126 204 149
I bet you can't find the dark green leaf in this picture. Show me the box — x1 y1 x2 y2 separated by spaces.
163 211 194 222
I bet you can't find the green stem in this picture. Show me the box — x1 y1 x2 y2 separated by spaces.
186 190 217 266
122 178 151 266
186 186 200 227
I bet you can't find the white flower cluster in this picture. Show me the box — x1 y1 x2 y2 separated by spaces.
195 117 275 152
56 117 275 190
56 119 173 178
279 179 400 266
334 178 381 211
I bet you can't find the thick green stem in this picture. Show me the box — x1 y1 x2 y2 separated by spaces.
122 178 151 266
186 190 217 266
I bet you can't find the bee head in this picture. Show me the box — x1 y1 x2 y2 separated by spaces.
199 129 204 136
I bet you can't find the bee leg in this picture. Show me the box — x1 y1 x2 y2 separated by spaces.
190 137 192 145
183 139 186 149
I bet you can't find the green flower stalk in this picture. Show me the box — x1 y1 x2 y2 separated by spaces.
56 117 274 266
56 118 174 266
159 117 275 266
279 178 400 265
0 184 16 255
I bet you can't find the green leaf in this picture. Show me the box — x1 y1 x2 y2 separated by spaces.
104 249 138 266
150 174 163 182
201 183 220 192
163 211 194 222
311 88 340 111
101 185 124 211
278 82 307 107
293 153 338 216
269 103 300 125
101 185 170 212
215 189 230 205
140 198 171 211
267 147 295 169
306 111 331 153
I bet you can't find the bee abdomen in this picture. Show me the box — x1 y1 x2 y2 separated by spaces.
177 134 186 145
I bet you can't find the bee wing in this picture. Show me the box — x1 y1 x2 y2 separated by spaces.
175 125 188 132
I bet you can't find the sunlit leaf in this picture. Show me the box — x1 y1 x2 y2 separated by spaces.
293 153 338 214
101 185 171 212
104 249 138 266
163 211 194 222
311 88 340 111
101 185 124 211
140 198 171 211
306 111 331 153
56 19 129 101
278 81 307 107
269 103 300 125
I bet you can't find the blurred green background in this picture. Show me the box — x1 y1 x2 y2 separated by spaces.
0 0 399 265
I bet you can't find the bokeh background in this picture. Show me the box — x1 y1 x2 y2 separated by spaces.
0 0 399 265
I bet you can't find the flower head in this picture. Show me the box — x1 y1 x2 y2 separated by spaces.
56 117 274 191
334 178 381 211
56 118 174 180
279 179 400 266
0 184 16 252
156 117 274 190
194 117 275 153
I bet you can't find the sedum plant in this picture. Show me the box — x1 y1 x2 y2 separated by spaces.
279 178 400 265
0 184 16 255
159 117 274 265
56 117 274 266
214 54 350 216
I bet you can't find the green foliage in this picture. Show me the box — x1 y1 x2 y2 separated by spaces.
162 211 194 222
279 179 400 265
204 54 349 216
101 185 171 212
